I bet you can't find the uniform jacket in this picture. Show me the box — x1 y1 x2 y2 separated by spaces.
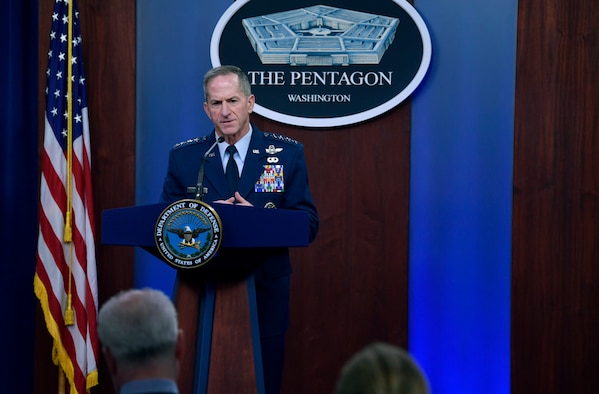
160 124 319 336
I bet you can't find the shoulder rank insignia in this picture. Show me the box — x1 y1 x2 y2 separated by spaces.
172 135 208 149
263 132 299 145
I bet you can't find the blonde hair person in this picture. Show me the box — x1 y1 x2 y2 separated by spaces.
335 342 430 394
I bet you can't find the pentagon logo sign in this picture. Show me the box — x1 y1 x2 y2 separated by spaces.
155 200 222 269
242 7 399 66
211 0 432 127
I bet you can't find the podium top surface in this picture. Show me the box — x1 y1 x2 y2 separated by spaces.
102 201 310 248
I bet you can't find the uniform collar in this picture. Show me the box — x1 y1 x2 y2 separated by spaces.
217 125 253 165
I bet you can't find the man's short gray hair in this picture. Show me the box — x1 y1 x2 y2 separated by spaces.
203 65 252 101
97 288 179 367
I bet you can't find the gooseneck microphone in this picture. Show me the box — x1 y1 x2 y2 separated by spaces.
195 136 225 200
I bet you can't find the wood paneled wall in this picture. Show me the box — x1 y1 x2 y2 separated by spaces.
512 0 599 393
35 0 599 393
254 105 411 392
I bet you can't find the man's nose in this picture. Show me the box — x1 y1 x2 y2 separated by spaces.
220 102 231 116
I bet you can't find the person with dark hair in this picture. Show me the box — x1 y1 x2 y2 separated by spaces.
160 64 319 394
97 288 183 394
335 342 430 394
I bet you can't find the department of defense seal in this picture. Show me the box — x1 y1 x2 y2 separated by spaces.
154 199 223 269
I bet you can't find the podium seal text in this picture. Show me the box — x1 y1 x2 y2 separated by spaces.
154 199 223 269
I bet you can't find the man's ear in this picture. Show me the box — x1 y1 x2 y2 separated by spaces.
247 94 255 113
175 329 184 361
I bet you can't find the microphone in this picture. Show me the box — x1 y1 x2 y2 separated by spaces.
195 136 225 200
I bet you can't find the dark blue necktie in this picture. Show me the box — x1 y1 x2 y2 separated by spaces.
225 145 239 194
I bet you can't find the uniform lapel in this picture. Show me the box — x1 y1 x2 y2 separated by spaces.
202 135 230 199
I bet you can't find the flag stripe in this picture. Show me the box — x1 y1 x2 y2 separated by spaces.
38 168 95 386
36 1 99 392
38 187 87 346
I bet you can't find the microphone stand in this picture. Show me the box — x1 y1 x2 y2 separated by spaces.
195 136 224 201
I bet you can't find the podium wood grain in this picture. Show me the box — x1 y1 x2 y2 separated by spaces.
175 274 202 394
208 281 257 394
176 273 257 394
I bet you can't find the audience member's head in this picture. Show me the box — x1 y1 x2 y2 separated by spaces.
97 288 183 391
334 342 429 394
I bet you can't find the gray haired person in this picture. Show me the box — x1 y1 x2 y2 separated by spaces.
97 288 183 394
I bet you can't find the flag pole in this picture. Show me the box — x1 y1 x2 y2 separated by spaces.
64 0 75 326
58 369 66 394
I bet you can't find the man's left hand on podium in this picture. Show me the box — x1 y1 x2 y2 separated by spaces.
213 192 254 207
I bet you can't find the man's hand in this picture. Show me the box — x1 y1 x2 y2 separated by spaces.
213 192 254 206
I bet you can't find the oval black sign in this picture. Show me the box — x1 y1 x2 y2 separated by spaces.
212 0 432 127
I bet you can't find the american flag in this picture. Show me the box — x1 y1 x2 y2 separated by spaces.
34 0 99 393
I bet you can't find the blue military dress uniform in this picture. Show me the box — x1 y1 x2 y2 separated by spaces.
161 124 319 394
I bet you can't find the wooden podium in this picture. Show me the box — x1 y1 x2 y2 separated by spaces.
102 202 310 394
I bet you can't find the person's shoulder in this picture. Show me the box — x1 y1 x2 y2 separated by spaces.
261 131 302 148
171 135 211 151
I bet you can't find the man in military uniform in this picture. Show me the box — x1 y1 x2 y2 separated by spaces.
160 65 319 394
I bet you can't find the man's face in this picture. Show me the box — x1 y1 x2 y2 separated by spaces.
203 74 255 144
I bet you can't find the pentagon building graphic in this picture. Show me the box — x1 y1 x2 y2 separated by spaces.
242 5 399 66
